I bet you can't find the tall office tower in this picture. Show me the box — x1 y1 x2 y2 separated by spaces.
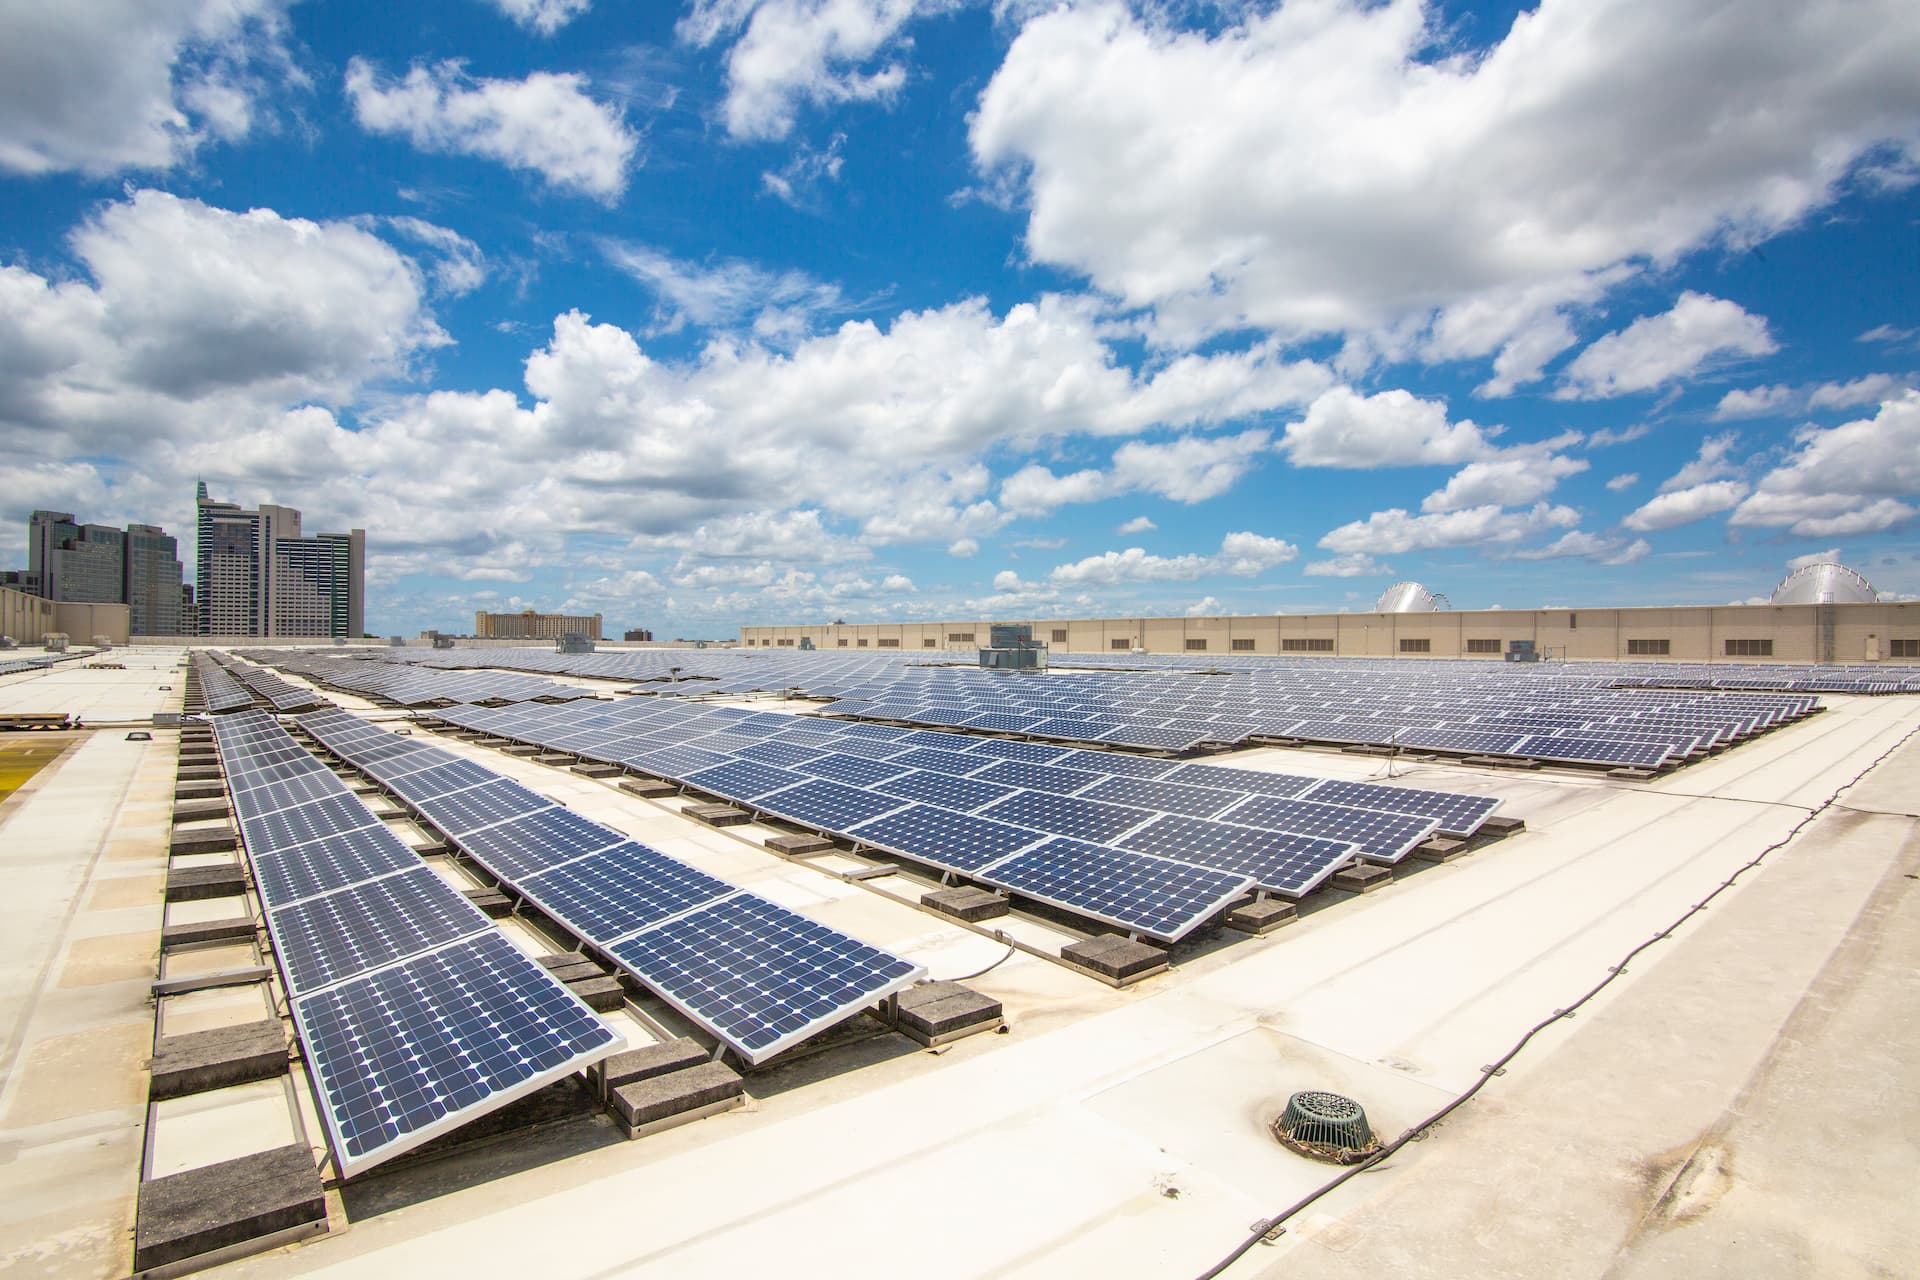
28 511 127 604
124 524 185 635
194 483 364 638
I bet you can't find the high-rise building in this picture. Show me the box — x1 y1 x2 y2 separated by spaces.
195 484 365 638
125 524 184 635
29 511 126 604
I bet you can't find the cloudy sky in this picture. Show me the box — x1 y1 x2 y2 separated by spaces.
3 0 1918 636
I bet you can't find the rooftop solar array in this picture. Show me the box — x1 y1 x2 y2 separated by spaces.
224 659 329 711
296 708 926 1065
427 696 1508 930
231 649 594 708
211 710 620 1176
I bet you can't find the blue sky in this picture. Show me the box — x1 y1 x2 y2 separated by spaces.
2 0 1917 637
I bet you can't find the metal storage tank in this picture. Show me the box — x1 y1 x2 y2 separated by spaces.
1768 562 1878 605
1374 582 1446 613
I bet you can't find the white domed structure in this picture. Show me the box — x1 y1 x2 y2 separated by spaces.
1768 562 1878 605
1374 582 1449 613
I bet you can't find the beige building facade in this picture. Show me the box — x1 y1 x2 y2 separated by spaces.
475 609 603 641
742 602 1920 665
1 587 132 646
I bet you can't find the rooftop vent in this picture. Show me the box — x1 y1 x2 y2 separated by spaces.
1271 1090 1379 1163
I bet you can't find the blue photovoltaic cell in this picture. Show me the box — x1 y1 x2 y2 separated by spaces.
977 789 1153 844
1049 749 1182 779
268 867 488 995
228 758 334 792
243 794 382 857
1080 775 1242 819
821 735 914 761
250 826 420 909
982 838 1251 942
1513 735 1673 768
1220 795 1438 863
971 760 1101 795
874 769 1018 814
383 758 498 801
889 747 993 776
609 893 921 1064
794 753 913 787
521 842 735 941
413 780 553 837
1391 727 1532 756
733 740 823 769
757 779 909 830
231 771 348 822
848 804 1045 872
454 805 625 880
1163 763 1319 797
632 745 736 779
964 738 1072 764
683 760 810 802
1116 815 1355 896
293 933 619 1174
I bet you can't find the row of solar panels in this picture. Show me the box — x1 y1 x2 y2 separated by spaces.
236 649 593 708
357 643 1920 697
209 710 622 1177
225 660 330 712
294 708 927 1065
429 696 1503 941
194 653 258 712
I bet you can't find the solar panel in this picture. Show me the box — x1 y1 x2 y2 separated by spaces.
242 794 383 857
380 758 499 801
450 804 624 880
251 826 420 909
1049 749 1182 779
231 771 350 823
609 893 922 1065
413 780 554 838
1115 815 1355 897
889 746 994 776
757 779 909 830
683 760 810 802
794 753 914 787
971 760 1101 795
520 842 735 942
963 738 1072 764
981 838 1251 942
1162 763 1318 797
292 933 621 1177
848 805 1046 873
1301 779 1502 837
631 745 735 779
977 790 1153 844
268 867 489 996
1219 795 1439 864
1080 775 1242 819
733 740 823 769
1514 735 1674 768
874 768 1019 814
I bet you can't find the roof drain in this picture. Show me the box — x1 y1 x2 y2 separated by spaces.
1271 1091 1380 1164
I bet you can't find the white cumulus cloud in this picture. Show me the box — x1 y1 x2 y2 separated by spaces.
1049 531 1296 584
1559 293 1776 399
345 58 639 200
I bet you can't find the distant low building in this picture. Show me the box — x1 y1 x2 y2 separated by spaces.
623 627 653 642
476 609 602 641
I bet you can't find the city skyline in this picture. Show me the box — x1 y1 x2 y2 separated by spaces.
3 1 1917 637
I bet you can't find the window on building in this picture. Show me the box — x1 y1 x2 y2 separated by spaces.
923 638 937 648
1724 638 1773 657
1399 637 1431 653
1889 638 1919 658
1466 638 1500 654
1185 638 1208 651
1283 637 1334 652
837 638 848 647
1051 629 1068 643
777 638 793 646
878 638 899 648
947 632 975 643
1627 638 1671 655
857 638 869 647
1111 638 1131 650
1231 638 1255 652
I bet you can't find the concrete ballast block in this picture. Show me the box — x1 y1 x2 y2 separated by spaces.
133 1144 325 1273
149 1020 288 1100
1225 897 1298 934
600 1037 711 1090
161 917 257 948
685 803 750 828
765 832 835 854
1332 864 1392 894
620 778 678 798
609 1061 744 1132
895 981 1004 1046
568 975 627 1012
165 862 247 901
922 886 1009 923
1060 934 1168 985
